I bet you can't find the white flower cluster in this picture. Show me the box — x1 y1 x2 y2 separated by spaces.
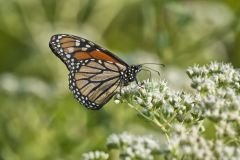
115 62 240 133
168 124 214 160
112 62 240 159
107 132 161 160
168 124 240 160
115 79 200 124
82 129 240 160
82 151 109 160
187 62 240 94
214 140 240 160
187 62 240 138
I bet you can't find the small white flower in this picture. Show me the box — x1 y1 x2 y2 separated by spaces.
107 134 120 148
107 133 161 159
82 151 109 160
114 99 120 104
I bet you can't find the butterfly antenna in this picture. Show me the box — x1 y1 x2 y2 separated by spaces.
142 66 161 76
141 62 165 67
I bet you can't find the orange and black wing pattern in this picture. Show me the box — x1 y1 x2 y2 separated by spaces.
49 34 128 109
49 34 128 70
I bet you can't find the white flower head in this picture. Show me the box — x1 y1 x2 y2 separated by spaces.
107 132 161 159
82 151 109 160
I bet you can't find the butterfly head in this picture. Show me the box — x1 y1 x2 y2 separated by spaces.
121 65 142 86
131 65 142 74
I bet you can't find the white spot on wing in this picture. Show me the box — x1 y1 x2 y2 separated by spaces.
75 41 80 46
89 41 94 46
66 54 71 58
68 47 74 53
81 47 87 51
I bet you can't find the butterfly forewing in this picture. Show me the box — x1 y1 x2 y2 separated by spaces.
49 34 128 109
49 34 128 70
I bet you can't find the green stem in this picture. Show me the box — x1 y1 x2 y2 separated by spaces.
152 117 170 143
155 111 172 128
127 103 170 142
152 117 168 133
165 112 177 127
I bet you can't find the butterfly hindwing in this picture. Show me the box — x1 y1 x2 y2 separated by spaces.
69 60 124 109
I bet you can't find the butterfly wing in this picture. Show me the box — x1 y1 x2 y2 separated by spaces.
49 34 129 70
49 34 127 109
69 60 126 109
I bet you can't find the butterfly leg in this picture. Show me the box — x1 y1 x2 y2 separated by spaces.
135 78 144 88
149 70 152 80
119 82 124 96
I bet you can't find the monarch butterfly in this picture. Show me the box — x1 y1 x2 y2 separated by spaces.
49 34 143 110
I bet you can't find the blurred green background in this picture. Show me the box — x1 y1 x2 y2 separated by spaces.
0 0 239 159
